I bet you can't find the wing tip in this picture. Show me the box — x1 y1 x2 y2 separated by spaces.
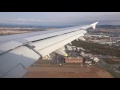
91 22 99 29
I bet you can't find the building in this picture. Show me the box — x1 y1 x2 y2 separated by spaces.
64 57 83 63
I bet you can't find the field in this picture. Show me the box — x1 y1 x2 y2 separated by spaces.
24 64 113 78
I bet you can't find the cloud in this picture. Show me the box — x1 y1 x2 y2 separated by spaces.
1 12 120 25
16 18 47 22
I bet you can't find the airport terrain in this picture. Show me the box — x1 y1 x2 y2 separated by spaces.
1 24 120 78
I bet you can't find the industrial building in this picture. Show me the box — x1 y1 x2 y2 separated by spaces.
65 57 83 63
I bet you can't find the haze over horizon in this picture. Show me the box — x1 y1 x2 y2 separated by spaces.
0 12 120 26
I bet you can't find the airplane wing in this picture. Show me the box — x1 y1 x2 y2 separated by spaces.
0 22 98 78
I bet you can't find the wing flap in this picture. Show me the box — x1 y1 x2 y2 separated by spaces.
30 30 86 51
2 63 26 78
0 46 39 78
38 33 84 56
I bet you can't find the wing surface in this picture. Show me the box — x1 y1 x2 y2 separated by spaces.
0 22 98 78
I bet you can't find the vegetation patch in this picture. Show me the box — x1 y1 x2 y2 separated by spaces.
103 58 120 64
108 70 120 78
72 40 120 58
117 67 120 71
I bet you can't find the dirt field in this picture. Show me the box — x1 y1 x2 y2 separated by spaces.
25 64 113 78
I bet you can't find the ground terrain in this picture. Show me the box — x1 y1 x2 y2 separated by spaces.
25 64 113 78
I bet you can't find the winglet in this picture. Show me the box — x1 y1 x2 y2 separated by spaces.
91 22 98 29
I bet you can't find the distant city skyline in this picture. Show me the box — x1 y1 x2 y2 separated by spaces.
0 12 120 26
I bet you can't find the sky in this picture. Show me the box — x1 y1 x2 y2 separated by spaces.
0 12 120 26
